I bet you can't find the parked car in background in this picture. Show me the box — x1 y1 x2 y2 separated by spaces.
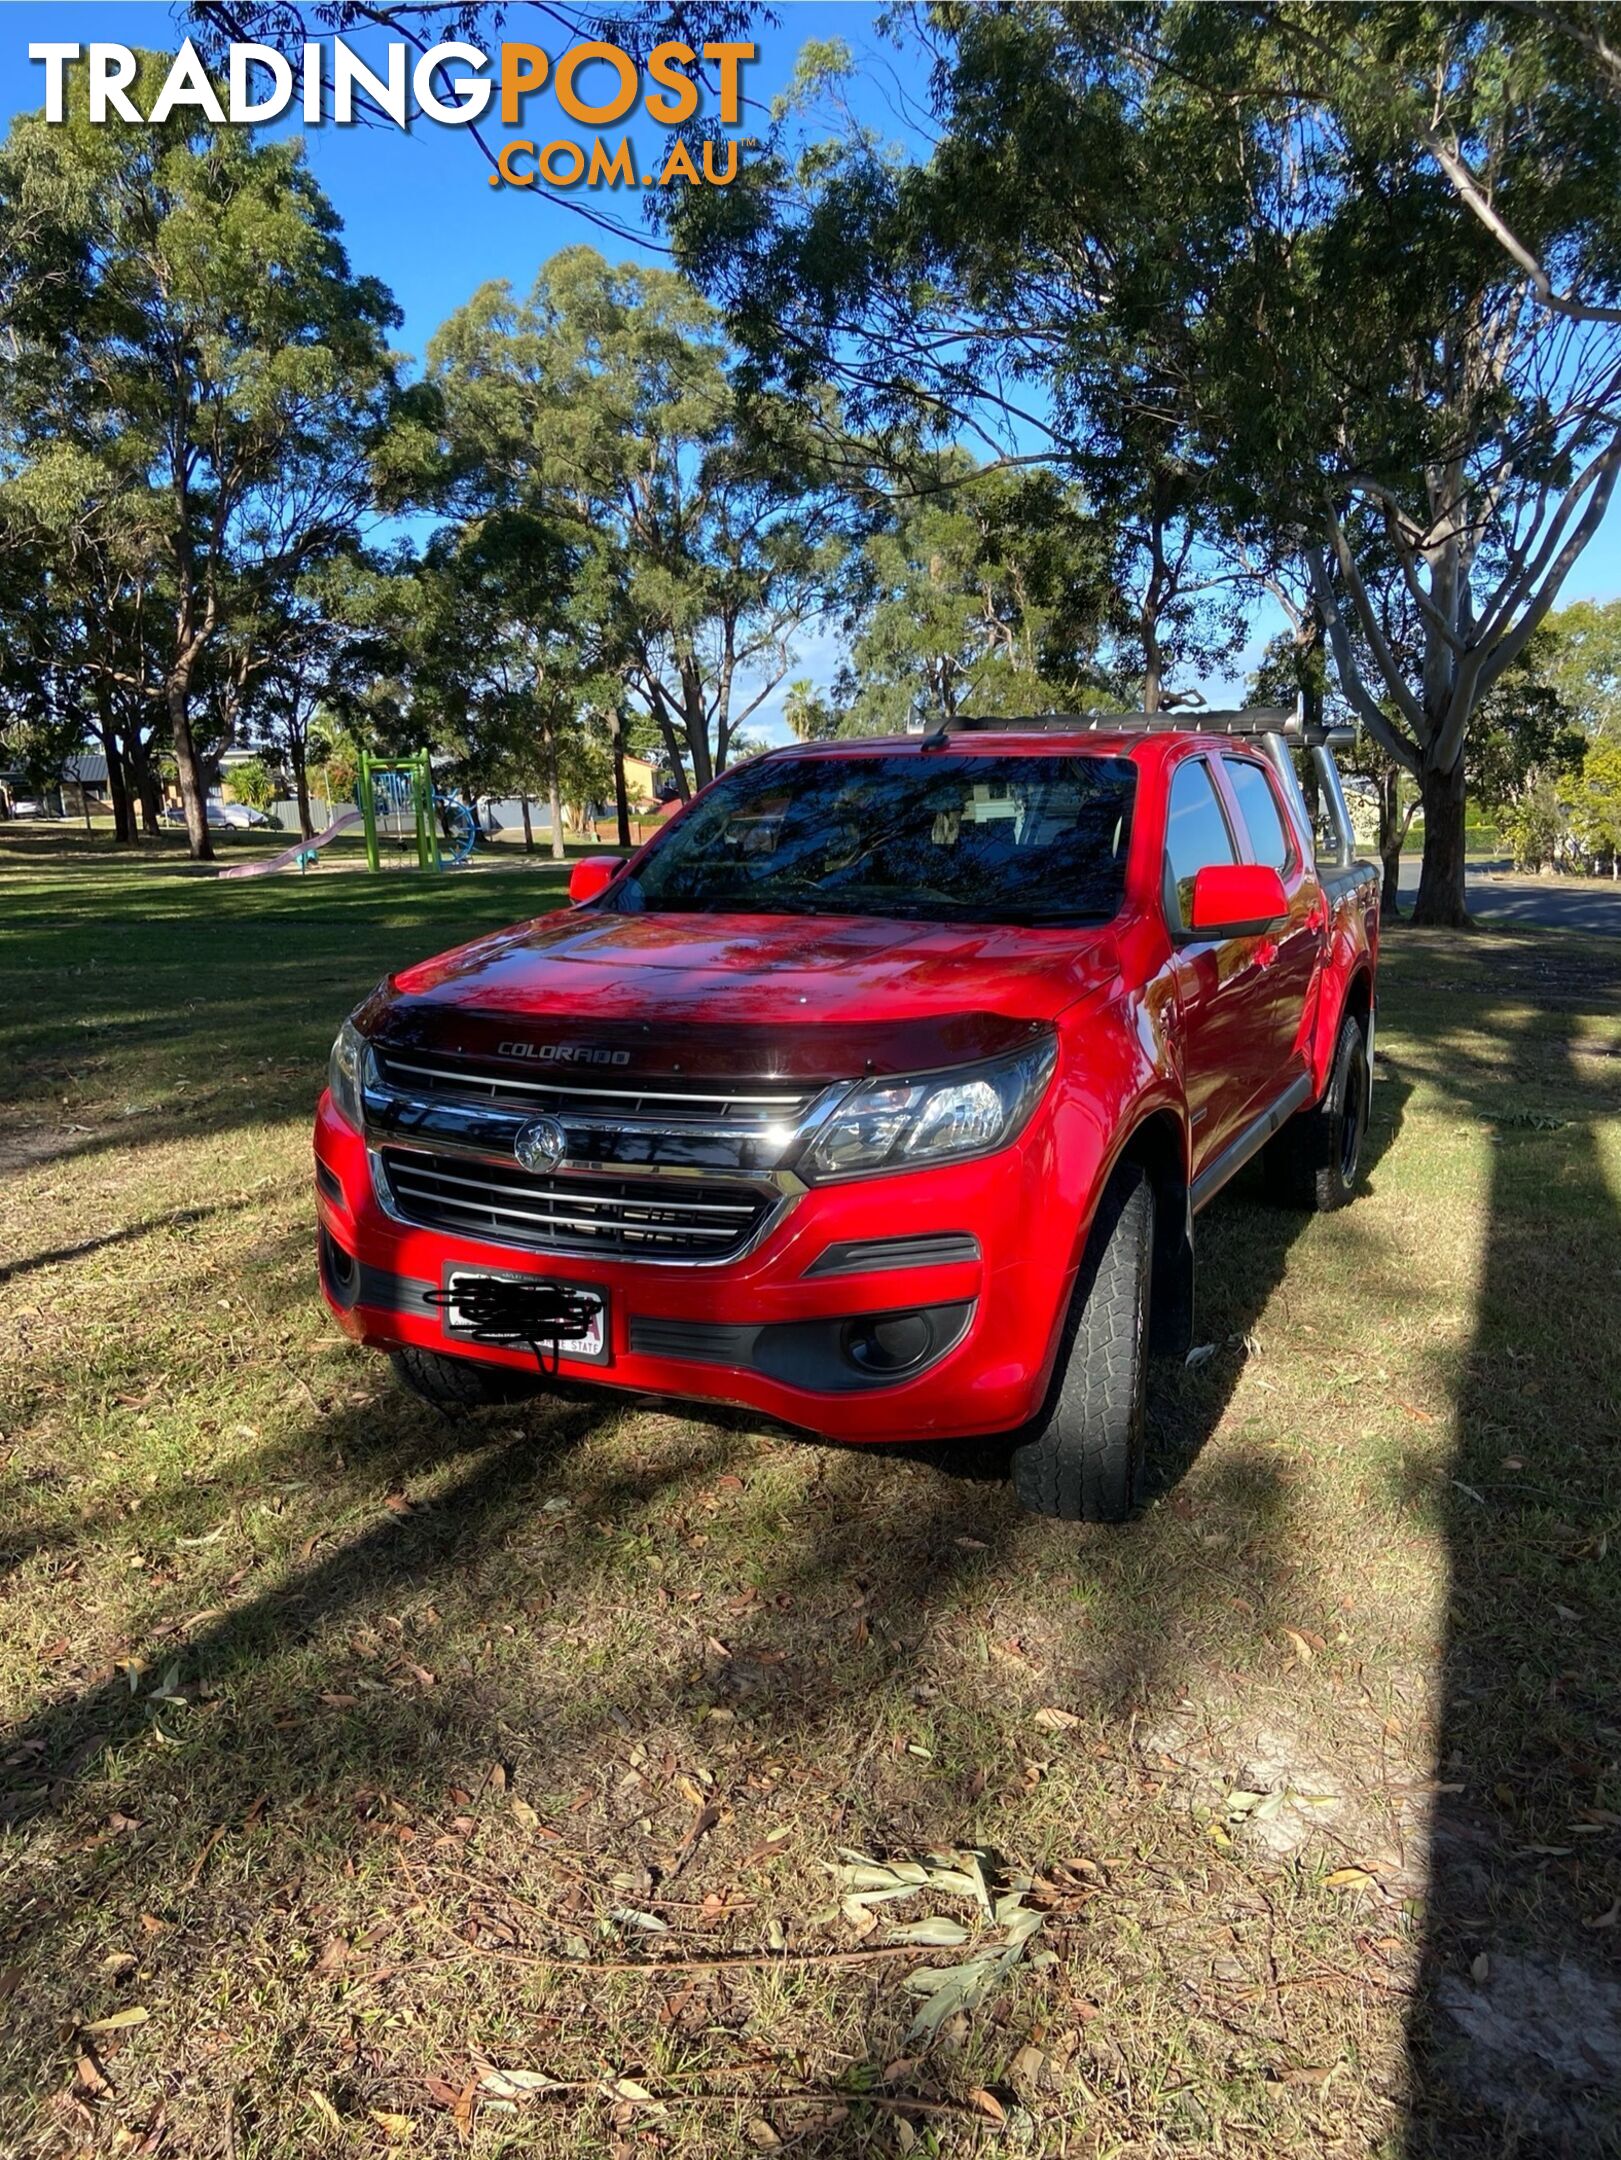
163 802 275 829
316 707 1379 1523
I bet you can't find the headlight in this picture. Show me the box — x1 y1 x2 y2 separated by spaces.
327 1017 369 1133
798 1035 1057 1182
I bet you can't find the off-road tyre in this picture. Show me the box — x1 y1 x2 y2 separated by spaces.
389 1344 546 1412
1263 1009 1370 1213
1010 1166 1154 1523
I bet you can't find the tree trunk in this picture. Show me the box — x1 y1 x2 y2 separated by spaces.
95 686 133 844
1142 611 1162 714
520 795 534 852
167 678 213 862
680 665 714 791
293 749 314 841
1411 757 1470 928
1377 767 1404 920
609 708 631 850
124 723 162 837
548 770 566 861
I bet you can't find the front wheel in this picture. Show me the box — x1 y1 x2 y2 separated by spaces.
390 1344 547 1412
1010 1166 1155 1523
1264 1009 1370 1212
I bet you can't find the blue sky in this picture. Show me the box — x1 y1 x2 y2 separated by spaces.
7 3 1621 733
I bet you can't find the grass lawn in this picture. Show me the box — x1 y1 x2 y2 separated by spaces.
1 828 1618 2159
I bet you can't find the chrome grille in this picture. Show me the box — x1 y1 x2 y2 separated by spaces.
379 1148 776 1259
371 1046 816 1130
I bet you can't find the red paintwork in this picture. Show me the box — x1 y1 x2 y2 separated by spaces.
316 728 1379 1443
1188 863 1288 935
568 855 620 904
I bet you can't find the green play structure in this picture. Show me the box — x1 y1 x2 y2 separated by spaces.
358 747 442 873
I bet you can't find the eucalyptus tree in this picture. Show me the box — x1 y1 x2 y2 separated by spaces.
0 57 399 858
836 457 1115 732
428 246 846 798
671 5 1621 925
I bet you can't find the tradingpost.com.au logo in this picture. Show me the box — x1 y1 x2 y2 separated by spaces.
29 36 755 192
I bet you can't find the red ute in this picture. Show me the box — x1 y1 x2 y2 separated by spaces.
315 710 1379 1520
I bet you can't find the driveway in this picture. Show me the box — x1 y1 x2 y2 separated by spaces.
1397 856 1621 936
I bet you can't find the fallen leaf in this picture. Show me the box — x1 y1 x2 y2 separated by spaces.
742 1833 790 1866
611 1906 670 1935
1324 1867 1376 1891
370 2110 413 2139
309 2091 342 2129
478 2066 558 2099
745 2121 781 2150
887 1915 972 1946
1033 1705 1080 1732
1282 1628 1315 1666
510 1798 539 1829
75 2052 111 2098
968 2087 1007 2124
81 2007 148 2035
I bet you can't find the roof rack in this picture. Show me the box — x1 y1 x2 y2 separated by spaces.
917 703 1353 750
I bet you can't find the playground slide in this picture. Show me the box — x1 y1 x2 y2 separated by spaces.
215 803 364 880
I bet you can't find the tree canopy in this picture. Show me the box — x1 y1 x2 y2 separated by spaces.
0 53 400 856
670 1 1621 922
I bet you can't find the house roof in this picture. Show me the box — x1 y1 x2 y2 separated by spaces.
62 750 109 786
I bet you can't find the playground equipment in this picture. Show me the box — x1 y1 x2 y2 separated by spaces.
216 803 365 881
215 750 479 879
358 748 439 873
357 748 478 873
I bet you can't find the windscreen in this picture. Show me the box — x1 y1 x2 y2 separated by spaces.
611 753 1137 926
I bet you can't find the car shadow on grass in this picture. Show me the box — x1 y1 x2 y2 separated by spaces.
0 1274 1310 2149
1395 940 1621 2157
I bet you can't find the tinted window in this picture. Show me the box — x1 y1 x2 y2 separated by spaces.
1223 756 1294 874
612 753 1136 926
1164 758 1236 930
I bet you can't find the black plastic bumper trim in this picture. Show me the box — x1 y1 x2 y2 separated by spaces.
628 1300 974 1393
803 1233 981 1277
319 1230 437 1320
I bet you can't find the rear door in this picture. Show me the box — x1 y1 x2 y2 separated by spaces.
1163 754 1277 1175
1216 752 1325 1095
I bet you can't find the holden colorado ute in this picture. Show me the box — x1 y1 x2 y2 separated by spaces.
315 709 1379 1521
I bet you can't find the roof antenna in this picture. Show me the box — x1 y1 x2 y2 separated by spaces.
919 718 951 752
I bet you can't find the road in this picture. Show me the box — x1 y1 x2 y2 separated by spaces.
1397 857 1621 936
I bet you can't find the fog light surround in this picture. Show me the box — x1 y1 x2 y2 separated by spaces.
841 1310 936 1377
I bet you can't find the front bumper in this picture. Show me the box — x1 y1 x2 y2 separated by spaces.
313 1090 1083 1443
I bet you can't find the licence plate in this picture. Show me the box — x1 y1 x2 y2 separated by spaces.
441 1270 609 1363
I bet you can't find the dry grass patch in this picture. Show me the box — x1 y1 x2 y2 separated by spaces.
1 832 1617 2158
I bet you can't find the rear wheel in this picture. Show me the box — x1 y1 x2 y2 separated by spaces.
1264 1009 1370 1213
1010 1166 1154 1523
389 1344 546 1412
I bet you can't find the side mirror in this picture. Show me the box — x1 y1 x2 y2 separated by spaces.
1188 863 1288 938
568 855 622 905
